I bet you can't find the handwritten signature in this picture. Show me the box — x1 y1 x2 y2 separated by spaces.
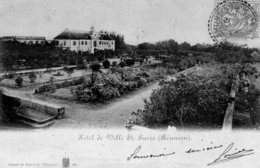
127 146 175 161
127 143 254 165
207 142 254 166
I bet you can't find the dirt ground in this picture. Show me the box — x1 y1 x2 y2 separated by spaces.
34 82 160 129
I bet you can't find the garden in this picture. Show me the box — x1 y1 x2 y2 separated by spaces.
0 68 89 88
128 63 259 129
34 64 176 103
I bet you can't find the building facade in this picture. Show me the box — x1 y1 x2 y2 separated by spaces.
54 27 115 54
1 36 46 45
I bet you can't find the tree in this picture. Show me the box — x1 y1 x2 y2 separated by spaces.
125 59 135 66
179 42 191 51
97 56 104 62
90 63 101 72
119 62 126 68
2 54 14 71
103 60 111 69
137 42 154 50
15 76 23 87
29 72 37 83
90 63 101 84
130 64 243 128
64 67 74 77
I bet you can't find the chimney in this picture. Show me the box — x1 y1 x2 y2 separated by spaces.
90 26 95 33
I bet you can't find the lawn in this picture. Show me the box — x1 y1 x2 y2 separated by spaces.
0 69 90 88
48 86 75 100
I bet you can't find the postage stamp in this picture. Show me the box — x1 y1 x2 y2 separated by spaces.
209 0 259 44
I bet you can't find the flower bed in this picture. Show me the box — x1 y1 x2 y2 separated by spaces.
35 76 88 94
35 67 173 103
70 67 170 103
0 69 88 88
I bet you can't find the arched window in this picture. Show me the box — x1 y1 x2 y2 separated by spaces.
73 41 76 45
81 41 84 45
85 41 87 45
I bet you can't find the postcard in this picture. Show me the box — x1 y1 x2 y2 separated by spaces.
0 0 260 167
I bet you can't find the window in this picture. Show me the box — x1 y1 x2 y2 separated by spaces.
73 41 76 45
81 41 84 45
99 41 101 45
64 41 66 46
85 41 87 45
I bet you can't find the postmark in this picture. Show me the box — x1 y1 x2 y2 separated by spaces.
209 0 259 45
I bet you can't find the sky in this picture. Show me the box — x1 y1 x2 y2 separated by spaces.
0 0 259 47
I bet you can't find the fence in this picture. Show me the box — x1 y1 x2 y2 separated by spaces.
222 75 239 131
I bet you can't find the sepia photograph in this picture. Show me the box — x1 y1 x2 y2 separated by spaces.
0 0 260 167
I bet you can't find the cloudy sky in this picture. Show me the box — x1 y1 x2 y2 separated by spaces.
0 0 259 47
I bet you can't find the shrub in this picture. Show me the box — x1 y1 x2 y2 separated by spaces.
39 72 43 78
131 66 236 128
29 72 37 83
138 77 148 87
64 67 74 76
63 81 70 87
49 76 54 85
53 72 64 76
15 76 23 86
71 85 93 102
98 86 120 100
97 56 104 62
64 66 69 72
103 60 111 69
35 84 56 94
77 63 87 69
90 63 101 72
125 59 135 66
71 66 170 103
79 76 92 86
6 73 15 79
119 62 126 68
112 61 118 67
166 68 177 75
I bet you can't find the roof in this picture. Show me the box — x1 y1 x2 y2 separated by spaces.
2 36 45 40
54 29 114 40
54 29 92 40
99 34 114 40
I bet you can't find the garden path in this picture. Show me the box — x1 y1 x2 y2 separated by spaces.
33 82 161 129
